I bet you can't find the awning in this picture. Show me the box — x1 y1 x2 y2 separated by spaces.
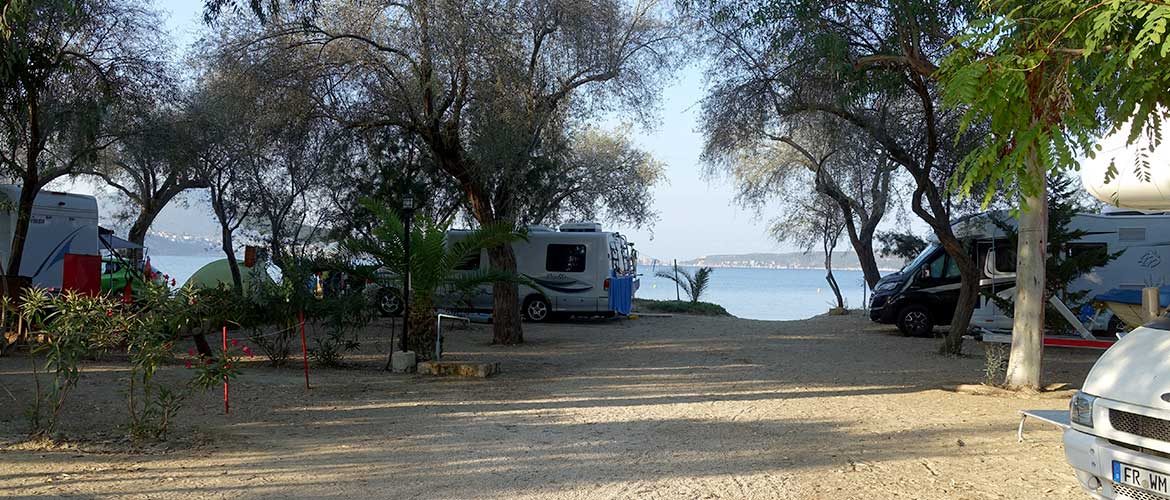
100 233 142 250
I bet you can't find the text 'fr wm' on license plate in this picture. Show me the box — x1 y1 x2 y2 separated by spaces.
1115 461 1170 497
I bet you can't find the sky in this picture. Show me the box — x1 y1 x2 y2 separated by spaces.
58 1 836 261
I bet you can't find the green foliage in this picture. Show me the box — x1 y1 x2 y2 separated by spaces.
877 231 930 261
16 279 255 440
308 288 370 367
941 0 1170 203
22 288 126 438
349 200 530 358
633 298 731 317
654 265 714 303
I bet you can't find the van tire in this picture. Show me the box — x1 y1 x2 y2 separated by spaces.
896 305 933 337
523 296 551 322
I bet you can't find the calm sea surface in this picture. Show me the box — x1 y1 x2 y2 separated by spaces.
637 265 870 320
149 255 221 286
150 256 871 321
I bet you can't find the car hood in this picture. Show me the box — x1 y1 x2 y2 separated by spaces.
1083 325 1170 410
876 272 904 287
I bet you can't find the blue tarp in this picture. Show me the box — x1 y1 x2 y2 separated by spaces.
1095 285 1170 308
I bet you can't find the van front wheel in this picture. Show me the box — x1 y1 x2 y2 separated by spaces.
896 305 933 337
524 296 551 322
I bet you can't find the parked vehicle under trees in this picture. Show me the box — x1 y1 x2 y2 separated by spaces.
0 0 168 279
684 0 985 355
941 0 1170 389
205 0 677 345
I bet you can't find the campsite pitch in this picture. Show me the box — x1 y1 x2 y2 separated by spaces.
0 313 1096 499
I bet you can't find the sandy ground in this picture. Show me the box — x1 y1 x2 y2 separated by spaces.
0 312 1101 499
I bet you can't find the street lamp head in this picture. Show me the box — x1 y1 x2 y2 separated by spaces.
402 192 415 210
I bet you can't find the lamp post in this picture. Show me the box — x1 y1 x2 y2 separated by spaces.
400 192 414 353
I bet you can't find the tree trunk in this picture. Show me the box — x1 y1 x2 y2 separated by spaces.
127 202 162 262
219 220 242 294
1004 155 1048 390
826 271 844 308
7 182 38 277
935 230 979 355
127 206 158 248
407 297 438 360
824 237 845 308
486 244 524 345
843 222 882 289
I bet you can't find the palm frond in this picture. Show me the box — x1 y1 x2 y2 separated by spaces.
655 268 694 300
690 267 713 303
353 197 531 305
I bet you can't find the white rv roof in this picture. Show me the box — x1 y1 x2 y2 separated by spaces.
0 185 98 213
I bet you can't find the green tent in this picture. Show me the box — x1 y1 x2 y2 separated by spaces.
184 259 273 292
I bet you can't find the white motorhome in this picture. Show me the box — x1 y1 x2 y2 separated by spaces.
444 223 638 321
965 209 1170 334
0 186 101 294
1063 124 1170 499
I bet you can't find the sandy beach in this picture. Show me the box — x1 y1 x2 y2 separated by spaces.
0 313 1097 499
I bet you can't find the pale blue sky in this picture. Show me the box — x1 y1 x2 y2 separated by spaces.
70 1 799 260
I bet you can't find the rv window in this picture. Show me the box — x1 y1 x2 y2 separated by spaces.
1067 242 1109 267
547 244 587 273
994 246 1017 273
454 251 481 271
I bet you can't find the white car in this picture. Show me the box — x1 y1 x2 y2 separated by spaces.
1065 318 1170 499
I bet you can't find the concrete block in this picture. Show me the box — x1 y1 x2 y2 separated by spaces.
391 350 417 373
417 361 500 378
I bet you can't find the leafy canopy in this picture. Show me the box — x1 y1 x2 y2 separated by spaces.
940 0 1170 204
349 200 531 304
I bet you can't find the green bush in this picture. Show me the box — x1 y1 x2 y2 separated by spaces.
633 298 731 316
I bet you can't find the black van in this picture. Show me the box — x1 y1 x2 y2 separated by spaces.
868 243 965 336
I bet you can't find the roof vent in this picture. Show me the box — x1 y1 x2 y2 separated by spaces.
559 222 603 233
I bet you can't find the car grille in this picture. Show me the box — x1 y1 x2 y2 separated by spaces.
1111 409 1170 442
1114 482 1170 500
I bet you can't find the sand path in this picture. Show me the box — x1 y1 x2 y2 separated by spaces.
0 313 1098 499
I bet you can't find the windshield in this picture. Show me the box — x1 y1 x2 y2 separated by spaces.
901 243 940 273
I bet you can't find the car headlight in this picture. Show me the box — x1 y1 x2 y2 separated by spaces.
876 281 901 292
1070 391 1097 428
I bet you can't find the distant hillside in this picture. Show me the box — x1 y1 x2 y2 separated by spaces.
641 251 906 271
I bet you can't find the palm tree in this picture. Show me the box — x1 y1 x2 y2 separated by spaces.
350 201 528 358
655 265 713 303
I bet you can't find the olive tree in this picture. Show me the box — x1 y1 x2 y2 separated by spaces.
0 0 166 276
704 111 897 291
88 103 207 251
214 0 678 344
685 0 984 355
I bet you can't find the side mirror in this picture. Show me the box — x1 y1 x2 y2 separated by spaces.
919 267 932 279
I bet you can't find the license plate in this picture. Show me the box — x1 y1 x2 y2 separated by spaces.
1114 461 1170 496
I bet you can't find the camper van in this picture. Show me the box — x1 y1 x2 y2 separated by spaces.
375 222 639 321
868 210 1170 336
0 186 101 294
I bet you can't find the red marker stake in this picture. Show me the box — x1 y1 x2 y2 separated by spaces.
299 310 310 389
222 324 229 415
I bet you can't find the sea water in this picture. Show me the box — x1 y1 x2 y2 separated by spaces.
149 255 221 286
150 256 870 321
638 266 869 320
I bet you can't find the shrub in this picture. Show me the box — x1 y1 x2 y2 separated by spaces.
633 298 731 316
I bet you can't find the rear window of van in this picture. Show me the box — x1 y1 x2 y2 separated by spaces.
546 244 587 272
